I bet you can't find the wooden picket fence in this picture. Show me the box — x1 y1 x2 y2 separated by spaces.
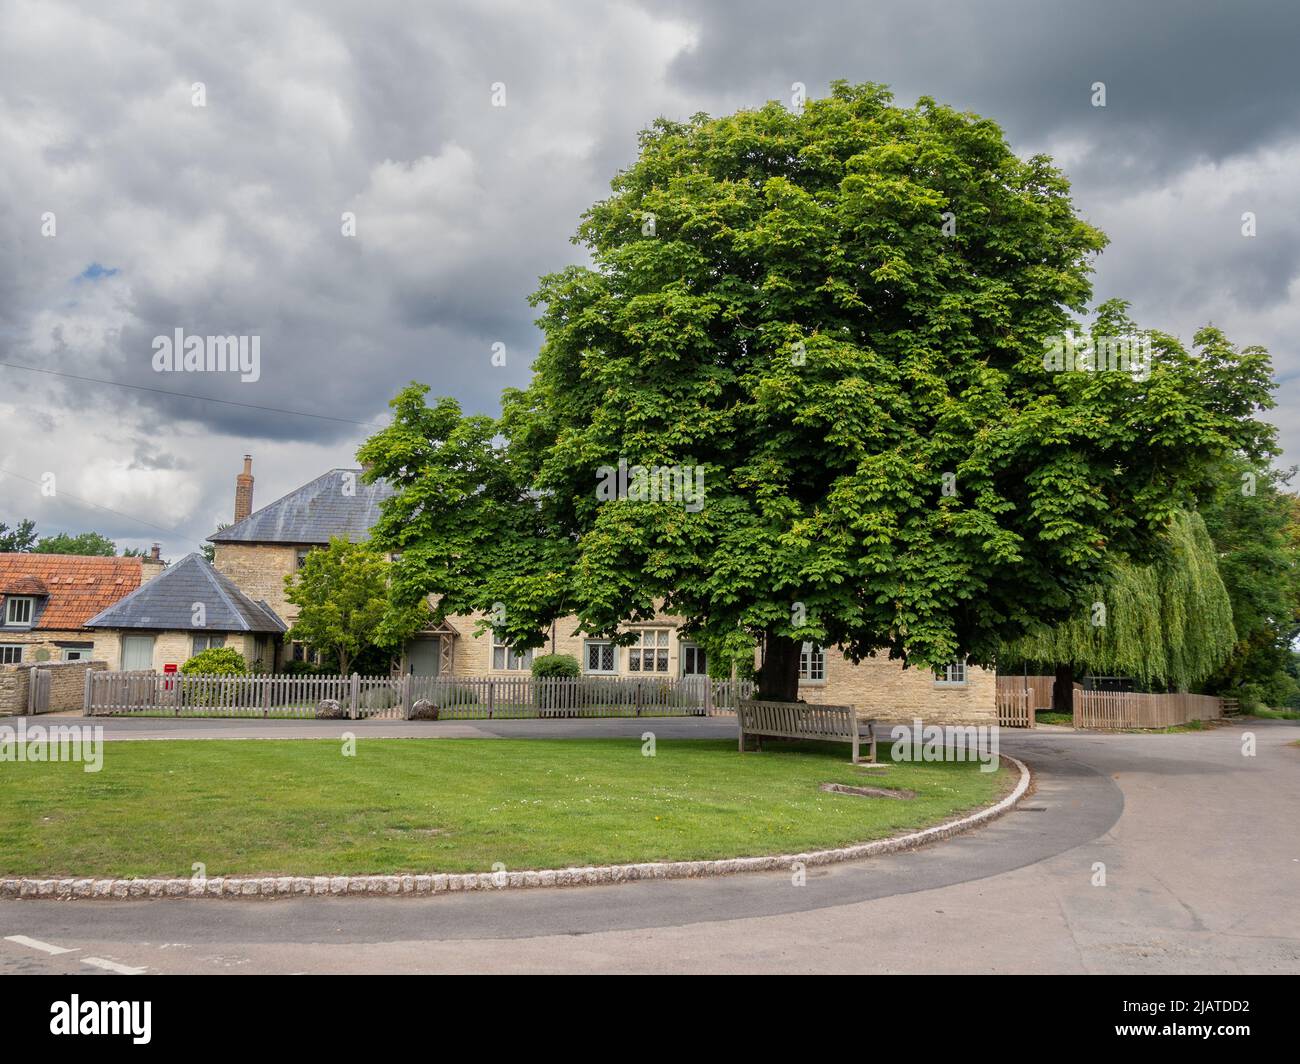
995 674 1229 730
1073 689 1225 730
995 683 1033 727
85 670 754 719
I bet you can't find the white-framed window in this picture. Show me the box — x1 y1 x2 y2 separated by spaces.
584 640 617 674
4 597 35 627
191 633 226 655
934 660 968 685
121 635 155 672
680 642 707 676
799 642 826 682
290 641 320 665
0 644 23 664
492 639 533 671
627 629 669 673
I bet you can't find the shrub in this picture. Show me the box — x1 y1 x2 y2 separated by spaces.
180 646 248 675
282 660 328 676
531 654 579 678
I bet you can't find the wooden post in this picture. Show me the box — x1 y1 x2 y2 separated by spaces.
634 681 642 717
262 676 271 718
703 678 712 718
487 679 494 720
401 674 412 720
349 672 360 719
84 668 93 716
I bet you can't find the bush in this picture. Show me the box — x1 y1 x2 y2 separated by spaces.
531 654 579 678
180 646 248 675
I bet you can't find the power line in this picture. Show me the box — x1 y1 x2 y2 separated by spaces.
0 466 205 551
0 360 376 427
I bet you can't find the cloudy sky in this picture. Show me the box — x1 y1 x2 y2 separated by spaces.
2 0 1297 560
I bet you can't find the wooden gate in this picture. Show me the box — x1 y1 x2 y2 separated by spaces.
28 668 52 714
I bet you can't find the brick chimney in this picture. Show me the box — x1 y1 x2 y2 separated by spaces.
140 543 166 583
234 455 254 522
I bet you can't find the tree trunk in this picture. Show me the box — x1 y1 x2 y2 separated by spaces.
1053 662 1075 716
338 649 351 676
757 633 802 703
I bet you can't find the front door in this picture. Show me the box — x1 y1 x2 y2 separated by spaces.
122 635 155 672
408 637 441 676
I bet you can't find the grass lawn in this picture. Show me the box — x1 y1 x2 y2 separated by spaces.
1250 707 1300 720
0 739 1009 877
1034 710 1074 726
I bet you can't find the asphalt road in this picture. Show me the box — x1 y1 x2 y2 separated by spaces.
2 717 1296 974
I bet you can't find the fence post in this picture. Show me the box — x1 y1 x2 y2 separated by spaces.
401 674 411 720
635 681 642 717
487 679 495 720
84 669 93 716
349 672 360 719
703 679 712 718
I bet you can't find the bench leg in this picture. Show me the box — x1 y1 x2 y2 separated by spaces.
852 732 860 764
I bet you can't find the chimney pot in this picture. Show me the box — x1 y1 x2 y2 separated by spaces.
234 455 255 522
150 543 161 561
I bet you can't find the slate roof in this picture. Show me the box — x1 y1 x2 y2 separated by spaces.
0 553 143 630
85 553 286 633
208 469 395 545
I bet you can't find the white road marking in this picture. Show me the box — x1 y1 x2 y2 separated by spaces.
4 934 77 955
81 956 147 975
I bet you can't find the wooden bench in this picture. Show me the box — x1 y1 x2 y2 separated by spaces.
736 700 877 763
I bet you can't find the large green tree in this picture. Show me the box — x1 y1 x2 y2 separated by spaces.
1199 464 1300 708
0 519 38 552
1002 510 1236 709
361 82 1275 700
283 538 430 675
34 531 118 556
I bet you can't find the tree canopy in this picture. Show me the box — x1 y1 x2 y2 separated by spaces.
1199 463 1300 707
1002 510 1235 690
0 519 38 552
360 82 1276 700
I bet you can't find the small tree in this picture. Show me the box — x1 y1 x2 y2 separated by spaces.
284 537 430 675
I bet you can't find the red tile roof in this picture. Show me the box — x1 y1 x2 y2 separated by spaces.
0 554 143 630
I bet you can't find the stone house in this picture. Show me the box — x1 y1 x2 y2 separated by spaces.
0 549 165 666
204 457 995 724
84 552 285 671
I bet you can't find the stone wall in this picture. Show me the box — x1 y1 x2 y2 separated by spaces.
0 659 108 715
211 543 299 625
0 628 97 664
799 650 997 725
419 611 996 726
86 629 273 672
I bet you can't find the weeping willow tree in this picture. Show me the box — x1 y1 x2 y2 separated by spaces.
1003 511 1235 711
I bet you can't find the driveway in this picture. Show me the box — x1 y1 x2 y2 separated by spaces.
2 718 1296 974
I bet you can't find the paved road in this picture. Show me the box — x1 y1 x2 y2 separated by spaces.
2 718 1296 973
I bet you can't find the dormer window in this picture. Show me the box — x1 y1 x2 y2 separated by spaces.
4 596 35 627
